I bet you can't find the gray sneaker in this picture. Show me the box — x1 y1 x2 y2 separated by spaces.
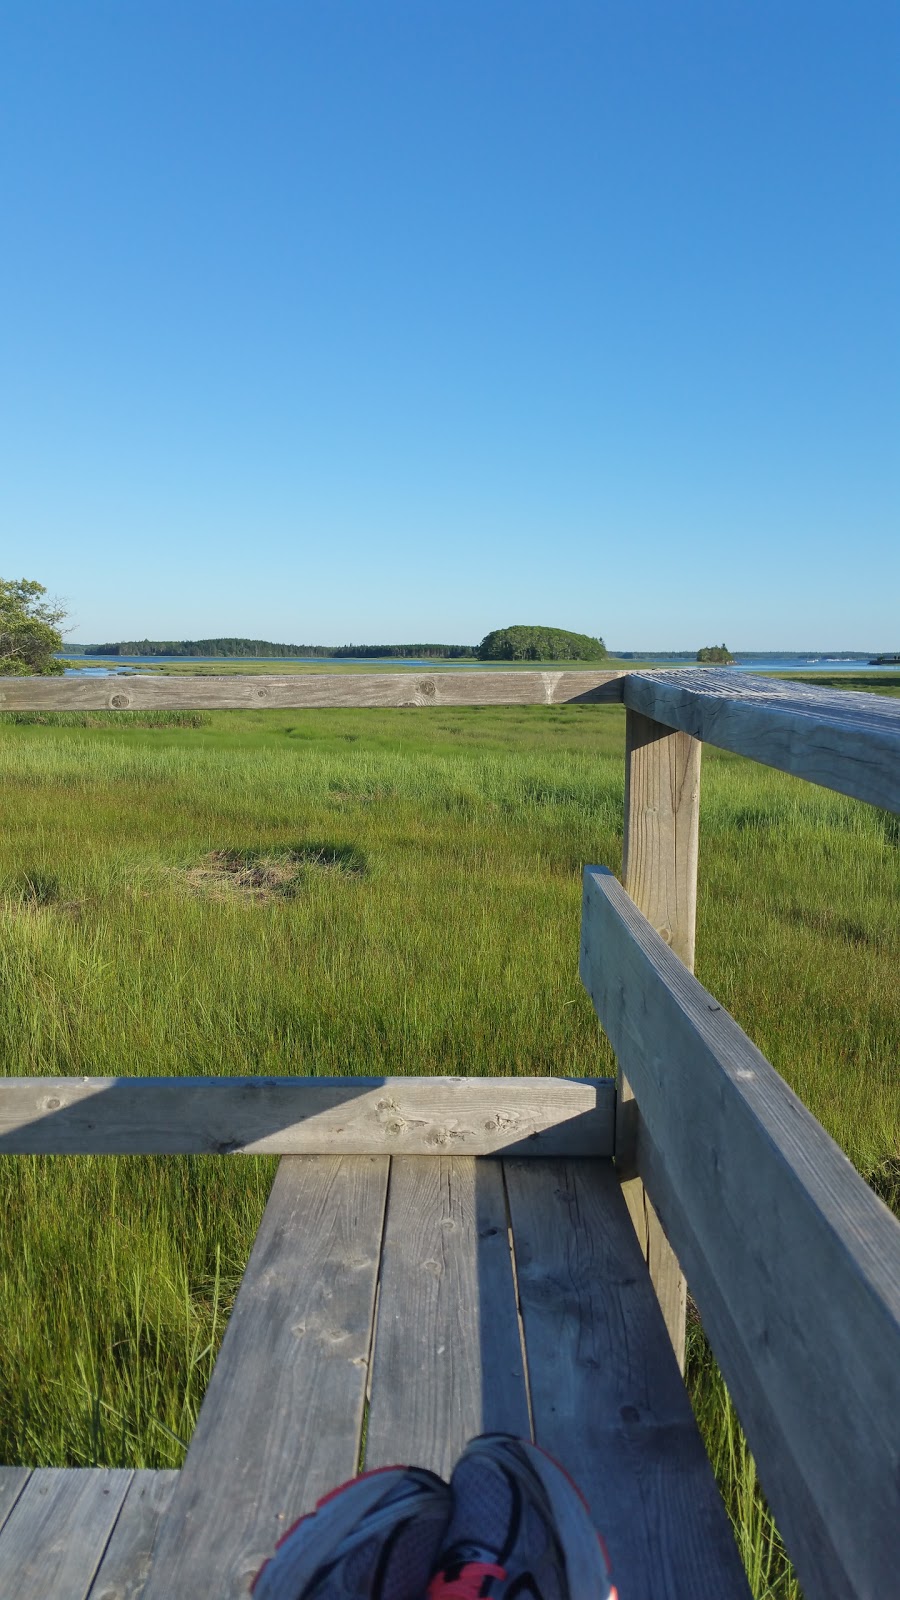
251 1464 452 1599
426 1435 616 1599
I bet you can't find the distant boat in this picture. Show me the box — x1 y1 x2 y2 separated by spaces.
869 654 900 665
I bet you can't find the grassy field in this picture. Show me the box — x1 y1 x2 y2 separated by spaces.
1 685 897 1598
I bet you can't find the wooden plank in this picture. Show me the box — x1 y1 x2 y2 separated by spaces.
0 1468 133 1600
87 1472 179 1600
645 1199 687 1364
504 1159 750 1598
142 1156 388 1599
580 865 900 1600
0 1466 32 1533
0 1074 615 1157
0 668 626 712
624 668 900 812
619 709 701 1367
622 709 701 969
365 1158 530 1479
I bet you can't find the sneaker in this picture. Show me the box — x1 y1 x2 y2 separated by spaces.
251 1464 453 1599
426 1435 617 1599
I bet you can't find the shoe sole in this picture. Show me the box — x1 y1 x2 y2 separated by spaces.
463 1436 617 1600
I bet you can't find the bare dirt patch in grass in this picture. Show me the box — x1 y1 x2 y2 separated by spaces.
181 844 366 902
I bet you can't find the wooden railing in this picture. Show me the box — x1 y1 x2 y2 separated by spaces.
584 668 900 1600
2 663 899 1600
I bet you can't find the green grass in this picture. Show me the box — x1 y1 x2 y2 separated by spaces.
1 696 897 1598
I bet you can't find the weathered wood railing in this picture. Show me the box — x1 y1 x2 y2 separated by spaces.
1 665 899 1600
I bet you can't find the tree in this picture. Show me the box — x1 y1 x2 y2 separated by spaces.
478 625 606 662
0 579 67 675
696 643 735 664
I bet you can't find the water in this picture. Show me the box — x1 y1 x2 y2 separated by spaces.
734 656 898 672
59 653 462 677
58 652 898 678
609 655 898 674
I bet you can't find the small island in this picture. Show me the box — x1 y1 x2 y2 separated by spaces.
697 644 736 664
478 625 607 661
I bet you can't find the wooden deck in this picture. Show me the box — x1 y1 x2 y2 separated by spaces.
0 1467 178 1600
0 1156 751 1599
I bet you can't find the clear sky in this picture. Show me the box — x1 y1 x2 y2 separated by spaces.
2 2 897 649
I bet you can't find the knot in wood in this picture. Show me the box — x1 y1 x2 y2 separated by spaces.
416 679 437 698
109 694 130 709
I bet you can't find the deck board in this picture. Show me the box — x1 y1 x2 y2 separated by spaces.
0 1466 32 1534
87 1471 179 1600
142 1155 389 1598
365 1158 531 1478
0 1468 133 1600
505 1159 752 1599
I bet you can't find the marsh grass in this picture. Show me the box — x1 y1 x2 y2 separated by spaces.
0 696 897 1597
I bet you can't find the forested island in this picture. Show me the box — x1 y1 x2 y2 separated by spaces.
697 644 736 663
81 625 608 662
477 625 606 661
83 638 477 659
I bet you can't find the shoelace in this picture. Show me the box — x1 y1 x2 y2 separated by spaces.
427 1561 507 1598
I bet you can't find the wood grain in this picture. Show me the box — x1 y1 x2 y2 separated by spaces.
142 1156 388 1598
619 709 701 1367
0 1468 133 1600
87 1472 179 1600
504 1159 750 1598
365 1158 530 1479
0 1074 615 1156
580 865 900 1600
0 1466 32 1534
0 669 626 712
622 709 701 969
624 668 900 812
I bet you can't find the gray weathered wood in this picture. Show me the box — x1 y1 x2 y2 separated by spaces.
624 668 900 812
620 708 701 1367
0 1074 615 1156
87 1472 179 1600
0 669 626 712
504 1159 750 1598
622 709 701 968
0 1468 133 1600
0 1466 32 1534
365 1158 530 1479
645 1198 688 1366
142 1156 388 1598
580 865 900 1600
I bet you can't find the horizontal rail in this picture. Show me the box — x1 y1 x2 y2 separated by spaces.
0 669 626 712
0 1074 615 1157
624 669 900 812
579 866 900 1600
6 667 896 816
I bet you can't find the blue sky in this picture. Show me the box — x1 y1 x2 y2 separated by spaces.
2 2 897 649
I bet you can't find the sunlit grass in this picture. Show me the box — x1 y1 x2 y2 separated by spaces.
0 697 897 1596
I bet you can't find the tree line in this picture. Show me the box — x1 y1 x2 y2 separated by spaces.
82 626 609 662
0 582 611 674
82 639 478 659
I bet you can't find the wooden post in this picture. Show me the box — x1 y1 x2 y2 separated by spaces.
619 708 701 1369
